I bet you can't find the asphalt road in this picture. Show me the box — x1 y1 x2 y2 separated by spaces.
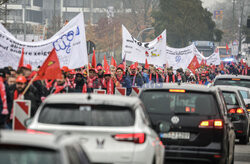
164 139 250 164
235 140 250 164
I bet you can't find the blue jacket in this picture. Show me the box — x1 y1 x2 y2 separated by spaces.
128 74 144 87
116 76 132 96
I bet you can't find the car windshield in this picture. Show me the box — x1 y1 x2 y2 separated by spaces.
38 104 135 126
214 79 250 88
222 92 239 105
0 145 60 164
140 91 217 116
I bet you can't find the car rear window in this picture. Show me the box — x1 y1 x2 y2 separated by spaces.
0 145 60 164
239 90 250 99
38 104 135 126
140 91 217 115
222 92 239 105
214 79 250 88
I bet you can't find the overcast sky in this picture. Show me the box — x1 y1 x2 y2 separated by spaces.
201 0 226 8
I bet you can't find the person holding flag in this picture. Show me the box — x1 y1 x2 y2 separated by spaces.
9 75 41 118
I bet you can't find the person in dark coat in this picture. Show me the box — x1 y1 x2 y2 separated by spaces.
9 76 42 118
0 69 12 129
165 67 176 83
128 64 144 87
74 73 87 93
149 67 163 83
115 65 132 96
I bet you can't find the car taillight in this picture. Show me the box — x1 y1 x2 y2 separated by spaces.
199 119 223 129
228 108 245 114
112 133 146 144
228 109 236 114
236 108 244 114
169 89 186 93
26 129 51 135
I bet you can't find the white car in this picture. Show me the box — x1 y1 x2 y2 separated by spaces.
27 93 165 164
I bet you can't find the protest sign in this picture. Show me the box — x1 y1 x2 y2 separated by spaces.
122 25 166 66
0 13 88 69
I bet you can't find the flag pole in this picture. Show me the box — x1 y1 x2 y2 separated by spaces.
21 73 38 97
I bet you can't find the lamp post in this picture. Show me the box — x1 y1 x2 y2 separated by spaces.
137 27 154 42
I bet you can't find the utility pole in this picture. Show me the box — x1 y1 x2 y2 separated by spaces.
238 0 245 55
232 0 236 39
4 2 7 26
53 0 56 33
23 0 26 41
90 0 93 24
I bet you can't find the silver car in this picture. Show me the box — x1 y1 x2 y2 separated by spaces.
27 93 165 164
0 130 90 164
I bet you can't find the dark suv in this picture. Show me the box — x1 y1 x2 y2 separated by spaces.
139 83 235 164
216 85 250 144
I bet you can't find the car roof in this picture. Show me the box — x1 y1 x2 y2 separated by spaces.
215 85 250 92
0 130 81 149
215 75 250 80
141 83 216 93
44 93 140 108
0 130 58 149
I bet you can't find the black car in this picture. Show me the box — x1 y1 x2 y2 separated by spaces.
139 83 235 164
213 75 250 88
217 85 250 144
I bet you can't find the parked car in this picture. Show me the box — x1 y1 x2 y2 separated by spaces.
216 86 250 144
213 75 250 88
139 83 235 164
27 93 165 164
0 130 90 164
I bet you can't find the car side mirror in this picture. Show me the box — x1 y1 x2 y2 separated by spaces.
24 118 33 127
157 121 170 133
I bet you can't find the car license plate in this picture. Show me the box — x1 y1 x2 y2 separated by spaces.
160 132 190 140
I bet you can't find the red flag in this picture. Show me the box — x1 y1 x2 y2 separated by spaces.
111 56 117 67
200 58 206 66
188 56 200 74
145 58 149 69
211 65 216 71
18 48 24 68
240 59 244 65
226 43 229 54
37 49 62 80
91 49 96 69
103 55 110 72
220 61 224 70
134 62 138 69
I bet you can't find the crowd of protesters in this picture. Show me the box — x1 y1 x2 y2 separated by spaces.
0 60 249 129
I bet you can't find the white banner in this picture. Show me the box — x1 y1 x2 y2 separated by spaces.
0 13 88 69
206 49 221 65
165 44 205 70
122 25 166 66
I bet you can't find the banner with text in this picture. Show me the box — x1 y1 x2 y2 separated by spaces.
166 44 205 70
206 48 221 65
122 25 166 66
0 13 88 69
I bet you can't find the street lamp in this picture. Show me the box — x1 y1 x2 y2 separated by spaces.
137 27 154 42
